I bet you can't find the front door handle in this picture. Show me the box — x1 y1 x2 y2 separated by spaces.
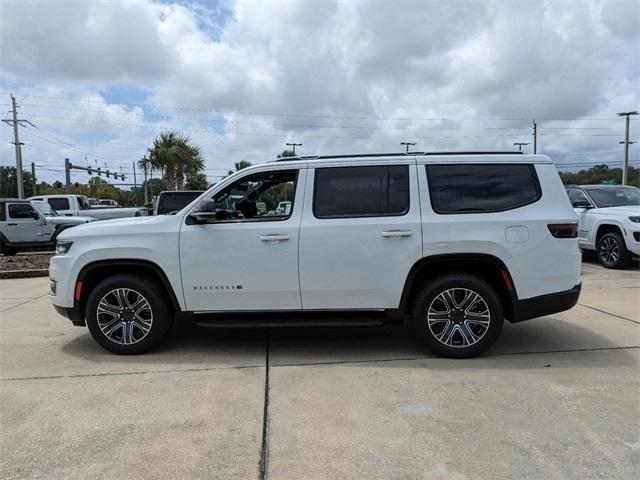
7 223 17 226
381 230 413 238
260 234 290 242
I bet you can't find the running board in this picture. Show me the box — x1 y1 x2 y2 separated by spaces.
178 310 397 328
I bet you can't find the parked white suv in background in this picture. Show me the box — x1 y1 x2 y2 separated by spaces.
566 185 640 268
49 152 581 357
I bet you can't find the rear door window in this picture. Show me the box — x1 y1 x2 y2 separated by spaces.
48 198 70 211
425 164 541 214
313 165 409 218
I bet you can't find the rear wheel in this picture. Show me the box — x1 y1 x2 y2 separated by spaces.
597 232 631 269
412 273 504 358
85 274 173 354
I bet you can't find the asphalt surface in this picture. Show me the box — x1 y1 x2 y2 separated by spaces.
0 259 638 479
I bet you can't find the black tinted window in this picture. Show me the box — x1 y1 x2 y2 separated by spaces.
8 203 37 219
49 198 70 211
158 192 202 214
314 165 409 218
426 164 540 214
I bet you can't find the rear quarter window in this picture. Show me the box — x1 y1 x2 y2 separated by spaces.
48 198 70 211
425 164 541 214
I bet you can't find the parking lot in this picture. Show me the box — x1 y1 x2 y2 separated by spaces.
0 259 638 480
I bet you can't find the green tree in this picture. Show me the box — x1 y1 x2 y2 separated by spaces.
184 172 209 190
227 161 253 176
277 149 296 158
558 165 639 187
0 167 35 198
144 131 205 190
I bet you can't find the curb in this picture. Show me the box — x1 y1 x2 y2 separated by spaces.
0 269 49 279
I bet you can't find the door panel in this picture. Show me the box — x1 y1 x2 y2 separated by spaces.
180 168 306 311
6 203 43 243
299 163 422 309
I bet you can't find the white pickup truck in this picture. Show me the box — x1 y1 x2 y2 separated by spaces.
29 195 147 221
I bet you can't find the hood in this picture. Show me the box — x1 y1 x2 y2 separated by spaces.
592 205 640 215
57 214 182 240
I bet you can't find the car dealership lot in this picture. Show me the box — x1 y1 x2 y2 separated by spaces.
1 260 638 479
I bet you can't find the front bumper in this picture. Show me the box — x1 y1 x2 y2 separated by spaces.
510 283 581 323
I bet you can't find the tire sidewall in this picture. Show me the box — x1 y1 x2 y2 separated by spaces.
412 274 504 358
85 275 172 354
597 232 629 269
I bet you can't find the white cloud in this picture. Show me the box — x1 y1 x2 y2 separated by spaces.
0 0 639 185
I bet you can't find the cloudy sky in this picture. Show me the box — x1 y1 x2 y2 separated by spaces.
1 0 639 186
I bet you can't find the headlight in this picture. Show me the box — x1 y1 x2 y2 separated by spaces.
55 241 73 255
629 216 640 223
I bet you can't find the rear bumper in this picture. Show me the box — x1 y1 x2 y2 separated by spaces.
52 304 85 326
510 283 581 323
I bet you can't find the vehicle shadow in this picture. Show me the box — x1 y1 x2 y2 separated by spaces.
60 316 638 370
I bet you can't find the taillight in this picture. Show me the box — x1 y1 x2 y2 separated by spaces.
548 223 578 238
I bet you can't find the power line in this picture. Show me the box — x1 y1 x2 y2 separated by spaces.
19 103 620 131
22 113 625 139
16 93 622 122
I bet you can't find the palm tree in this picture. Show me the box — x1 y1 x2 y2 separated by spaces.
142 131 205 190
227 160 253 176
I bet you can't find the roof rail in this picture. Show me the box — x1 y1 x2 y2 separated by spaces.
274 151 523 162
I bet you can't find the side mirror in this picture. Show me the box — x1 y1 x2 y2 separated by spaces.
32 211 40 219
572 200 591 208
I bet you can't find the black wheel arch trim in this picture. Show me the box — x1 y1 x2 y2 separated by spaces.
399 253 518 311
72 259 183 323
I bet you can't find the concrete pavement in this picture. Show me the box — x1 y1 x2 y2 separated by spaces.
0 259 638 479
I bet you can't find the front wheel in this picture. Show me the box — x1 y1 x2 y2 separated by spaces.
412 273 504 358
85 274 173 354
597 232 631 269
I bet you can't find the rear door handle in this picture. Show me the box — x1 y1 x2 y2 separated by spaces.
381 230 413 238
260 234 290 242
7 223 17 226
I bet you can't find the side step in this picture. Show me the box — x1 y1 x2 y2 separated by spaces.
179 310 394 328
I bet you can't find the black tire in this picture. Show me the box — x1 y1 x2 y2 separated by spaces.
411 273 504 358
85 274 173 354
0 240 17 256
597 232 631 269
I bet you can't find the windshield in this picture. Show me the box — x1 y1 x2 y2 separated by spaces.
586 187 640 207
32 201 57 216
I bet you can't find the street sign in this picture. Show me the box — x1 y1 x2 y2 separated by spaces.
130 187 142 192
599 179 617 185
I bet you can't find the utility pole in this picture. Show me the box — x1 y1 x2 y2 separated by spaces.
400 142 417 153
618 111 638 186
31 162 37 195
513 142 529 152
132 161 138 198
142 157 149 204
286 142 302 155
64 158 71 193
532 119 537 154
1 95 25 198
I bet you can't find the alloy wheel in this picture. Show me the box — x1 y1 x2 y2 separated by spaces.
427 288 491 348
598 237 619 266
96 288 153 345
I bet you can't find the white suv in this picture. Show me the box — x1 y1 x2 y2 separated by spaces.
566 185 640 268
49 152 581 358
